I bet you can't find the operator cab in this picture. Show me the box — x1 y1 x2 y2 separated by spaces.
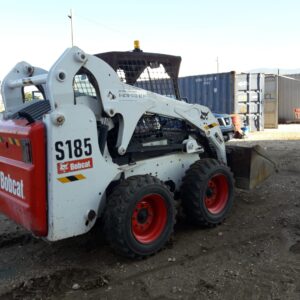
94 42 200 164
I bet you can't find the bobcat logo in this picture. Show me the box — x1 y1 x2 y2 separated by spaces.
107 91 116 100
59 162 69 173
200 110 209 120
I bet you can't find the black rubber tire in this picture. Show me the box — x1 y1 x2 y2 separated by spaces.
181 158 234 227
103 175 176 258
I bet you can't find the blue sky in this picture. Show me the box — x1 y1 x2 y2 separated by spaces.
1 0 300 80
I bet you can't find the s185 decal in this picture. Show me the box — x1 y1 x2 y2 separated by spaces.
55 138 92 161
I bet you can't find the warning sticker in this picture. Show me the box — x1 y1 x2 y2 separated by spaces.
57 174 86 183
57 157 93 174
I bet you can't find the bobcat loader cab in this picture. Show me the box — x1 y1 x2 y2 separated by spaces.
0 44 275 258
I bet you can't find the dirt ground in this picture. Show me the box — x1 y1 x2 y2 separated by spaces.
0 125 299 300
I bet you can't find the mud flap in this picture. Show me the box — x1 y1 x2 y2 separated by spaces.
226 145 277 190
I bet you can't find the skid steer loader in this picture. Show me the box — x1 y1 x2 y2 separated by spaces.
0 44 275 258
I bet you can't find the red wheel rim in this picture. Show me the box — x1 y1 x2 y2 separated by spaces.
204 174 229 214
131 194 168 244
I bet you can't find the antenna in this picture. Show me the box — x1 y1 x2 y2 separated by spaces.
68 9 74 46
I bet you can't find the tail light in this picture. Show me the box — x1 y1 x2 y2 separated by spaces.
20 139 32 163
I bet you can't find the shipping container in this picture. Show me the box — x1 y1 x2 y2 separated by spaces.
178 72 235 114
235 73 264 131
278 76 300 122
264 75 300 124
178 72 264 131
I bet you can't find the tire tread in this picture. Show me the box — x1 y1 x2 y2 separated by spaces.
181 158 234 227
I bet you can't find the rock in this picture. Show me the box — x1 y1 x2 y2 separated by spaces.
171 286 182 293
23 280 33 288
218 232 223 236
168 257 176 262
102 277 109 285
72 283 80 290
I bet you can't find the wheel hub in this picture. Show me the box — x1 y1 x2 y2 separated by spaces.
131 194 168 244
206 187 214 198
204 174 229 214
137 208 149 224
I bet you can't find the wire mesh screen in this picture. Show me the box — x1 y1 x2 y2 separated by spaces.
73 74 96 97
116 63 177 99
133 114 187 143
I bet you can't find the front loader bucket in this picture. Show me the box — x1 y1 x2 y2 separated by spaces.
226 145 277 190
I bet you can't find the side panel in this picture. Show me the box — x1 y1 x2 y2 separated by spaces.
0 120 47 236
44 105 119 241
122 153 200 189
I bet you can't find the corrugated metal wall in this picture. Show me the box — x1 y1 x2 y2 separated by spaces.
278 76 300 121
178 72 235 114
